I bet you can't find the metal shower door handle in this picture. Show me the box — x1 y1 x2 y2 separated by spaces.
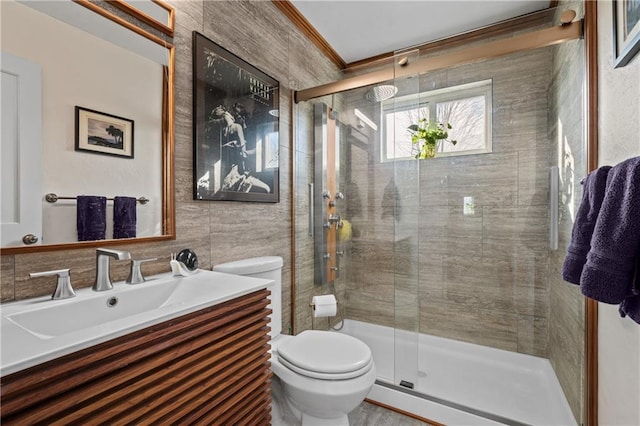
308 183 314 237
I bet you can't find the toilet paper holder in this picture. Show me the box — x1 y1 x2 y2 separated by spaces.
309 300 340 309
309 296 340 330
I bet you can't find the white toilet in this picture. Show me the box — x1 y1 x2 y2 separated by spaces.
213 256 376 426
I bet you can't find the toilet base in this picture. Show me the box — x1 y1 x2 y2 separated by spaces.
302 413 349 426
284 394 349 426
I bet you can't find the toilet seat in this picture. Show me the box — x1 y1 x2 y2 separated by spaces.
276 330 373 380
278 354 373 380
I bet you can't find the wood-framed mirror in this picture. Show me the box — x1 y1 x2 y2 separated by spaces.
108 0 175 38
0 0 175 254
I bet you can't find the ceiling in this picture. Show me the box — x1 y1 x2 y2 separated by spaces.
289 0 551 65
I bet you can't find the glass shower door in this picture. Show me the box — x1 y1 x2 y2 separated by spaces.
391 49 421 391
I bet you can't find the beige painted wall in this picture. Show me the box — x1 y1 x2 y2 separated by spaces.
596 2 640 425
0 1 341 340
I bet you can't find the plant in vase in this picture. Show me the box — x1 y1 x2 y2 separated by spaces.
407 119 457 159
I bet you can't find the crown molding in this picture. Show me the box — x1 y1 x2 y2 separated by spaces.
275 1 558 72
272 0 346 69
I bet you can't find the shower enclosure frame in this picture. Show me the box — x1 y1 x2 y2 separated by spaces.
288 4 600 425
295 16 582 102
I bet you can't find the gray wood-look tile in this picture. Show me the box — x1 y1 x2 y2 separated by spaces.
419 299 519 351
517 314 549 357
1 255 15 302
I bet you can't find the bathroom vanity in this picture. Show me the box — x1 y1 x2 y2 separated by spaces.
0 271 273 424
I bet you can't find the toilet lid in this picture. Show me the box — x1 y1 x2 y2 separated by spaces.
277 330 373 379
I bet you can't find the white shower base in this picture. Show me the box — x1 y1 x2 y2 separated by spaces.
339 319 577 426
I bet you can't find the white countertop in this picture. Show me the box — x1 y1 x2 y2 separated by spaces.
1 270 272 376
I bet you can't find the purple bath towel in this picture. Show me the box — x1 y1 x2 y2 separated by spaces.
77 195 107 241
562 166 611 284
113 196 137 239
580 156 640 305
619 257 640 324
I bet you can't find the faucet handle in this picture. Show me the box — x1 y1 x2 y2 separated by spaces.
29 269 76 300
126 258 158 285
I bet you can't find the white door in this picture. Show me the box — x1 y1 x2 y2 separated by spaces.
1 51 42 247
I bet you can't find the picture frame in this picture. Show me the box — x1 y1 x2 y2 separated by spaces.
75 106 134 158
613 0 640 68
192 31 280 203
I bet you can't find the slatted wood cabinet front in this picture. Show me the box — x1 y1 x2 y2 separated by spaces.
0 289 272 425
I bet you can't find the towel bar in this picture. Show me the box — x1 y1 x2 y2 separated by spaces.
45 193 150 205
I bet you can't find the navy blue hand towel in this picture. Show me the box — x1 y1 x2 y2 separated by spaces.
77 195 107 241
580 156 640 304
562 166 611 284
619 257 640 324
620 296 640 324
113 196 137 239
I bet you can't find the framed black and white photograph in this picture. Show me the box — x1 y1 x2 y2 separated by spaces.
75 106 134 158
613 0 640 68
192 31 279 203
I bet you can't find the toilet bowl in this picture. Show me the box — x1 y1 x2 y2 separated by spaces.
213 257 376 425
271 331 377 425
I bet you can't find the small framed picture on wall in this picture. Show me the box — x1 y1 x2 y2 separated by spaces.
75 106 134 158
613 0 640 68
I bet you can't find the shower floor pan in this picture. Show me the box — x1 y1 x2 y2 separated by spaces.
339 319 577 426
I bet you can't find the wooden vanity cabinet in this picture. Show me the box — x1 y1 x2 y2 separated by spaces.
0 289 272 425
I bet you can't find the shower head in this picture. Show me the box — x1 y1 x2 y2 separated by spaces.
365 84 398 102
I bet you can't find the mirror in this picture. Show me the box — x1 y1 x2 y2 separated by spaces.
0 0 175 252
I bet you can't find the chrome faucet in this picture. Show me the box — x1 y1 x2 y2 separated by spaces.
93 248 131 292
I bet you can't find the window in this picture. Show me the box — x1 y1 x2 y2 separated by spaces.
381 79 492 160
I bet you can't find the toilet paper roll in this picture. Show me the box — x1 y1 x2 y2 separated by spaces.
311 294 337 318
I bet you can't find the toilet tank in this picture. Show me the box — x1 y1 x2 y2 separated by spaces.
213 256 283 337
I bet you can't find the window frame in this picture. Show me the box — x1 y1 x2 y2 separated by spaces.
381 79 493 161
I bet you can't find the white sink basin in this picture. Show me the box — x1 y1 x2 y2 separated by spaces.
1 270 273 376
6 279 179 339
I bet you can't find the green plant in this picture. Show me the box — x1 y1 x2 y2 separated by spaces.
407 119 457 159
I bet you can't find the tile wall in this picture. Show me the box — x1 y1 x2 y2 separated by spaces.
293 96 349 333
337 48 555 356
